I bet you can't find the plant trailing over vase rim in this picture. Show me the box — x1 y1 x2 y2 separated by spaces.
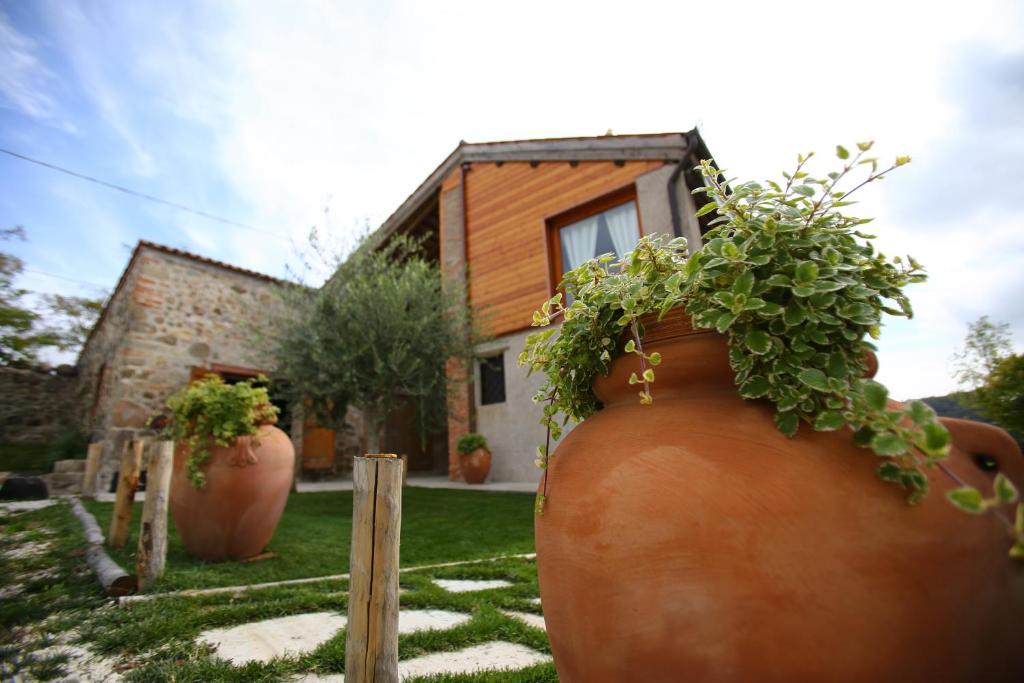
519 142 1023 557
164 374 279 489
456 432 489 456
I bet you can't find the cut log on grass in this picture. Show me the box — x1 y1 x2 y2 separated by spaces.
136 441 172 590
69 497 136 596
82 443 103 499
345 454 403 683
108 439 143 548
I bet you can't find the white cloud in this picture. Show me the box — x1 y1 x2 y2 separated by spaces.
7 0 1024 398
0 9 58 120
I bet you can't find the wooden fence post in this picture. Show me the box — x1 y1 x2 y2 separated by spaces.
136 441 173 590
81 443 103 499
345 454 403 683
108 439 143 548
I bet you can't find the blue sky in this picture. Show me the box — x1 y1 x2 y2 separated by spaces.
1 0 1022 397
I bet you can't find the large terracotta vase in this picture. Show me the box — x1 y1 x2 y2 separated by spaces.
535 316 1024 682
460 447 492 484
170 424 295 561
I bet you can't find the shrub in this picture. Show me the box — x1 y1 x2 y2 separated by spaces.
49 430 88 460
456 432 488 455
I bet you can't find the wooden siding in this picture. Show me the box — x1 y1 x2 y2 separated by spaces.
463 160 664 337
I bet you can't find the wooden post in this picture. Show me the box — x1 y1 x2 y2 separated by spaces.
108 439 143 548
136 441 173 590
345 454 403 682
81 443 103 499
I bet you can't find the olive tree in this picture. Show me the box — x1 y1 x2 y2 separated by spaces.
270 236 474 453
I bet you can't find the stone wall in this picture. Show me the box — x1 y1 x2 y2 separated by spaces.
76 245 293 493
0 366 79 445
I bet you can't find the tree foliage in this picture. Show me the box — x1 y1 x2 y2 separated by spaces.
953 316 1013 388
269 236 475 452
953 316 1023 439
43 293 106 352
0 226 106 365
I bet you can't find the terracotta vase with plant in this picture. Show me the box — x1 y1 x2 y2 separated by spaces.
520 144 1024 681
165 374 295 561
456 432 491 484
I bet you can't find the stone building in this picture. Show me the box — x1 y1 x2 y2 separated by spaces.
75 241 357 493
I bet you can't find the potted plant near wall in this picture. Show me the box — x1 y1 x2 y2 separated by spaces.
164 374 295 561
520 145 1024 682
456 432 491 484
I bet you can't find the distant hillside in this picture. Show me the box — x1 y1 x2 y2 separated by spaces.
916 394 1023 450
916 394 989 423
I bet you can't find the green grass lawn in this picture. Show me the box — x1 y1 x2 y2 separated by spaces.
80 555 552 682
3 491 550 681
84 487 536 591
0 443 57 474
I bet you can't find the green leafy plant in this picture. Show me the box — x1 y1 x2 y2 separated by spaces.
456 432 489 456
520 143 1023 557
164 375 278 488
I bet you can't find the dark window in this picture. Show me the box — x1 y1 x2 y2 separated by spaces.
480 354 506 405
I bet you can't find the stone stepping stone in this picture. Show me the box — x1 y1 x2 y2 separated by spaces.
432 578 513 593
199 609 472 664
0 499 56 514
298 641 552 681
199 612 345 665
502 610 546 631
398 641 551 679
397 609 470 634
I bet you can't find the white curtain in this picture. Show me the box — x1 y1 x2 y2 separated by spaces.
605 201 640 257
560 216 600 271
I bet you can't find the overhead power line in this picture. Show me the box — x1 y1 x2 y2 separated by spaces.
0 147 292 241
21 267 110 290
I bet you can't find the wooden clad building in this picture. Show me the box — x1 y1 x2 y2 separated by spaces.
375 130 716 481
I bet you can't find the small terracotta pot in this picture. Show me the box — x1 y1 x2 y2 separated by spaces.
535 311 1024 682
170 424 295 561
459 447 491 484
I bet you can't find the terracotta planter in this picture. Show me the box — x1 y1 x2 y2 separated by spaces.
536 315 1024 682
460 447 491 484
170 424 295 561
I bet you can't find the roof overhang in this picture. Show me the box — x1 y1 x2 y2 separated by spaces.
372 130 706 246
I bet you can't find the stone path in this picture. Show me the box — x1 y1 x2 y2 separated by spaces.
200 609 471 665
196 577 549 678
122 553 536 603
0 499 57 515
502 610 547 631
296 475 538 494
431 578 513 593
396 641 550 679
294 641 550 682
